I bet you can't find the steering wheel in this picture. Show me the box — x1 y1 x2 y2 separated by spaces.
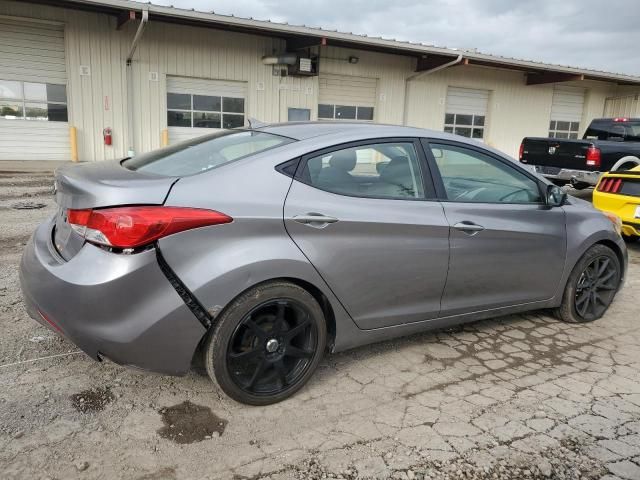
454 187 487 201
499 187 532 202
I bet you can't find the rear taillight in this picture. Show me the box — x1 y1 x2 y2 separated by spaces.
586 146 601 168
67 206 232 249
597 177 623 194
518 142 524 161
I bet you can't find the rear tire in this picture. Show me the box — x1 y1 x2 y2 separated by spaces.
204 281 326 405
553 244 621 323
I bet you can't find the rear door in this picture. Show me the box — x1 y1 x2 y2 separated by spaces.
423 140 566 316
284 139 450 330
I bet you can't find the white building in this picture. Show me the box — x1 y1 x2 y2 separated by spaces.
1 0 640 162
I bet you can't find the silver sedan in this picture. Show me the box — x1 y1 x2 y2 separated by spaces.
20 123 628 405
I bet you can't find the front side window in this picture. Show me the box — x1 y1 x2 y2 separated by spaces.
300 142 425 199
444 113 485 139
549 120 579 139
318 104 374 121
123 130 293 176
167 92 245 129
0 80 68 122
429 143 542 204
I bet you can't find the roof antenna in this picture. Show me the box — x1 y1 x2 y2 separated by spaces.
247 117 268 129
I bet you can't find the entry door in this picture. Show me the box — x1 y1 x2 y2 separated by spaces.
424 141 567 316
284 139 450 330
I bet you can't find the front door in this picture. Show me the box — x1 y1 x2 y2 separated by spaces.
284 139 450 330
424 140 567 316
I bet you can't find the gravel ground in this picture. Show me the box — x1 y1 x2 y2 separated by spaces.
1 167 639 480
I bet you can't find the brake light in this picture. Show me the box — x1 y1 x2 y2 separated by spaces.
67 206 232 249
586 146 601 168
518 142 524 161
598 177 623 193
613 117 629 122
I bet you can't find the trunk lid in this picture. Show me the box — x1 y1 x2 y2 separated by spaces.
521 138 594 171
53 160 177 260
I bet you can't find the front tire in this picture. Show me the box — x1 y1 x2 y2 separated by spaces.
553 244 621 323
204 281 326 405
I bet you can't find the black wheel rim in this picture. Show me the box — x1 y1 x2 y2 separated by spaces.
226 299 317 397
574 255 619 320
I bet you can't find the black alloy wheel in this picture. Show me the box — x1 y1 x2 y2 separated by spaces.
205 281 326 405
227 299 316 395
574 256 619 321
554 244 621 324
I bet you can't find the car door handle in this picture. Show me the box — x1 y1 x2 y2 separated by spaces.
453 221 485 235
292 213 339 227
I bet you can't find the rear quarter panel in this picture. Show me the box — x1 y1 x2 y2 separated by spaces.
158 142 360 351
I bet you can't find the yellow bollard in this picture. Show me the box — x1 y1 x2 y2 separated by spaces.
69 126 78 162
161 129 169 147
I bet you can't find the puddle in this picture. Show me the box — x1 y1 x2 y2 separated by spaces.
70 387 114 413
157 401 227 444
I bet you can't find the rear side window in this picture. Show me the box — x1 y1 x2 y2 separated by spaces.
299 142 426 200
123 130 294 176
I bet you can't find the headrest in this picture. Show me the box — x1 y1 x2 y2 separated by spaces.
308 156 322 175
380 156 413 185
329 150 357 171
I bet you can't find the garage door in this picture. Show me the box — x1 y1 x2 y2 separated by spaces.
0 18 69 161
317 73 376 121
444 87 489 140
604 94 640 118
549 86 585 139
166 76 247 144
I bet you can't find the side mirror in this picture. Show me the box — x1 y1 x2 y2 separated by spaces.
546 184 567 207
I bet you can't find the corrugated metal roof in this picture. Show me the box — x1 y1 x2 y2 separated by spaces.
40 0 640 85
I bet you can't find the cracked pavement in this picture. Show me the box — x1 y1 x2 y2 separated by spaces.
0 167 639 480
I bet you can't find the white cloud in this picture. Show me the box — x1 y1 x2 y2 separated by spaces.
149 0 640 75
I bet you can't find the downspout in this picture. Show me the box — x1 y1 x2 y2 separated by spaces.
125 9 149 157
403 54 463 125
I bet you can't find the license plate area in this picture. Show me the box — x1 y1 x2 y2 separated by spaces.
635 205 640 219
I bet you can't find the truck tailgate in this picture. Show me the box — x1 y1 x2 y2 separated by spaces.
521 138 591 170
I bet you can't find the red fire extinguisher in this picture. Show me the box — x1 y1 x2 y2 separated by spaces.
103 127 112 146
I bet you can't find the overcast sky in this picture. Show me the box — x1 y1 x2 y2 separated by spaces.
148 0 640 76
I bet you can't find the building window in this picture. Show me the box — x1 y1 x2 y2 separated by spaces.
0 80 68 122
167 93 245 129
443 113 485 139
549 120 579 139
318 104 374 121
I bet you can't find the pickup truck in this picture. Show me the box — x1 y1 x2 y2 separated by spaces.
519 118 640 189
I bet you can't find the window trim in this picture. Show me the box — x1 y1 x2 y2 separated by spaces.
548 120 580 139
443 113 485 140
293 137 438 202
166 92 245 129
0 79 68 122
420 138 547 206
317 104 375 122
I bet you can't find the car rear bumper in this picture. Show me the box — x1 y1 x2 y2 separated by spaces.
622 221 640 237
532 165 601 186
19 217 206 375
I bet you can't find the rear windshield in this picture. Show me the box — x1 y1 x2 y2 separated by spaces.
122 130 294 176
584 121 640 141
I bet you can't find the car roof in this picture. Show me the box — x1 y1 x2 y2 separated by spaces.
253 121 514 161
256 121 442 141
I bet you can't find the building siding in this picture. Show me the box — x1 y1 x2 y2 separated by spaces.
1 0 638 162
